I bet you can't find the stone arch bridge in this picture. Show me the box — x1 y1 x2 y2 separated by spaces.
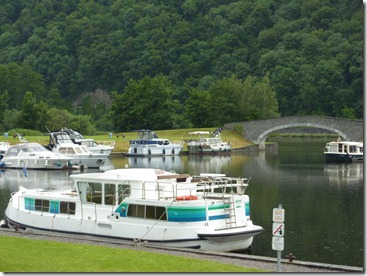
224 116 364 150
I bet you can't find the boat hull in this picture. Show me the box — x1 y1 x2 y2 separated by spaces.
187 145 231 154
1 158 70 170
127 145 182 156
4 214 261 252
324 153 363 163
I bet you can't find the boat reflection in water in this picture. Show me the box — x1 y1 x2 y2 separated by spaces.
324 163 363 185
126 156 182 171
0 169 74 191
186 154 232 175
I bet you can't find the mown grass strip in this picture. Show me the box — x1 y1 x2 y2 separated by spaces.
0 236 264 272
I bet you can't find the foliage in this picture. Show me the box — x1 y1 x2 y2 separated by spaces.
112 75 181 131
185 75 279 127
0 0 363 132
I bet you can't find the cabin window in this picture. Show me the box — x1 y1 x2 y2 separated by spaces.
117 184 131 203
78 182 102 204
127 204 167 220
50 200 60 214
35 199 49 212
24 197 35 211
88 182 102 204
104 183 116 205
60 202 76 215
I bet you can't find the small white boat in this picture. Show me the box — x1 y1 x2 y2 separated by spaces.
3 168 263 252
46 131 109 169
61 127 115 156
323 140 363 163
0 142 72 170
0 141 10 158
186 129 231 154
127 130 183 156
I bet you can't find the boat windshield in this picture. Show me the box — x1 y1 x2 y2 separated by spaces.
26 145 49 152
137 131 158 140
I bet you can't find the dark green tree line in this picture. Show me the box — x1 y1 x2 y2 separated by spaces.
0 0 363 132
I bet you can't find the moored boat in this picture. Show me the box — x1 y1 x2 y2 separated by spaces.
186 129 231 154
127 130 183 156
0 141 10 160
46 131 108 169
3 168 263 252
61 127 115 156
323 140 363 163
0 142 72 170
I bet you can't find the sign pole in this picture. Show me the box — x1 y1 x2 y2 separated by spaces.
272 203 284 272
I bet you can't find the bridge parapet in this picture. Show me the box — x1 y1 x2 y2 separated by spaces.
224 116 363 149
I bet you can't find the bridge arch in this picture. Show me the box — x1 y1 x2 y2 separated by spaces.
256 123 349 150
224 116 363 150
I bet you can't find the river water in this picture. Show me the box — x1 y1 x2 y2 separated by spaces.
0 137 363 267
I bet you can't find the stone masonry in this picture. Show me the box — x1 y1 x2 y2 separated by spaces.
224 116 364 150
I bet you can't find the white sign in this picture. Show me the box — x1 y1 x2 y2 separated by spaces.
272 222 284 237
273 208 285 222
272 236 284 251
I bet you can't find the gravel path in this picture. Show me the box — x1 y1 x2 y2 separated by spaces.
0 228 362 273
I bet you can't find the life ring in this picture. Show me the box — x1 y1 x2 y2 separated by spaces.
176 195 198 201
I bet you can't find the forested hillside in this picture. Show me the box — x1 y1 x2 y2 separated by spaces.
0 0 363 133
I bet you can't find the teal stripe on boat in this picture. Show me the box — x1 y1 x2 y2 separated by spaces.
245 202 250 216
168 206 206 222
208 204 228 211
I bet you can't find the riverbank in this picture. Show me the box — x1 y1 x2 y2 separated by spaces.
0 228 362 273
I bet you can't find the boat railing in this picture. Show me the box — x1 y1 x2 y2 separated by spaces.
139 176 250 200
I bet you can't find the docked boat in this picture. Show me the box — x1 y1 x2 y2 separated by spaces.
46 131 109 169
3 168 263 252
186 129 231 154
323 140 363 163
61 127 115 156
0 142 72 170
127 130 183 156
0 141 10 160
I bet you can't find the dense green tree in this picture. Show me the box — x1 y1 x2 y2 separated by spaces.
112 75 181 131
45 108 72 131
0 91 9 130
19 91 40 130
2 109 21 131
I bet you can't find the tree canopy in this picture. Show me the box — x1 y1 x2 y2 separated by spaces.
0 0 363 132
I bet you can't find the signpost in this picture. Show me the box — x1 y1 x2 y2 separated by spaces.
272 204 285 272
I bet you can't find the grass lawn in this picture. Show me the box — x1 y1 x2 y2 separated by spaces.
0 236 265 272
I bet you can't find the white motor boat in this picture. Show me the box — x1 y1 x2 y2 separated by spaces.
46 131 109 169
3 168 263 252
186 129 231 154
61 127 115 156
323 140 363 163
0 141 10 159
0 142 72 170
127 130 183 156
